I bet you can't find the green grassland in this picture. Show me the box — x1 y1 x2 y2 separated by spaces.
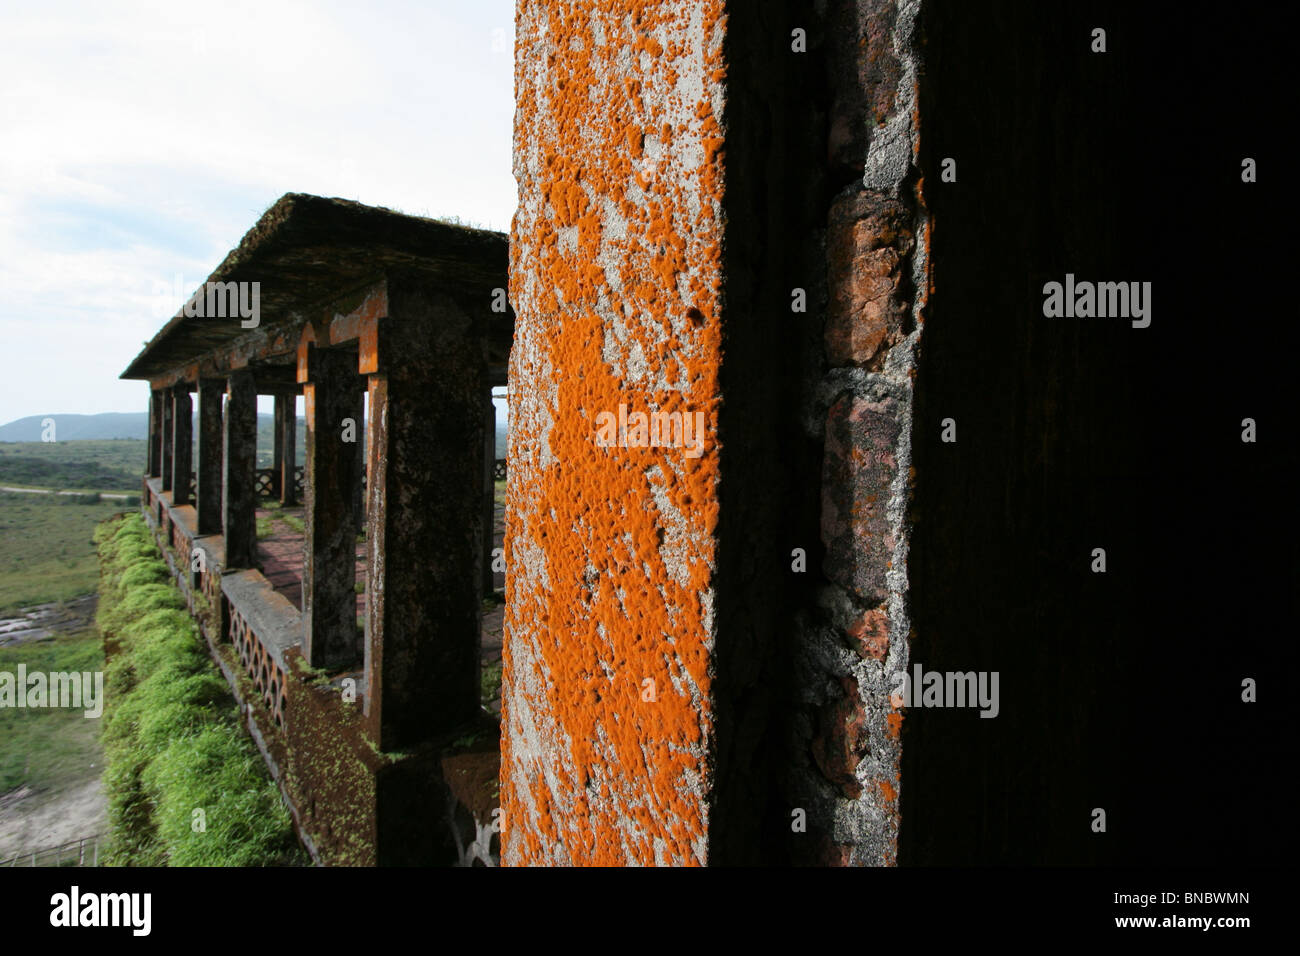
0 493 133 613
0 419 307 493
254 418 305 469
0 440 145 492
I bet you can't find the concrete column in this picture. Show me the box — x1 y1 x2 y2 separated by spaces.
196 380 224 535
501 0 817 866
481 393 496 596
160 388 174 492
350 387 365 528
272 394 288 498
364 288 485 753
147 390 162 477
280 393 298 506
222 369 258 568
302 348 360 671
170 387 193 507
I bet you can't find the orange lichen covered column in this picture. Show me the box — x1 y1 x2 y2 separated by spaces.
503 0 727 865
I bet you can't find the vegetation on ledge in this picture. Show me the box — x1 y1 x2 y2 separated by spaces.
95 513 305 866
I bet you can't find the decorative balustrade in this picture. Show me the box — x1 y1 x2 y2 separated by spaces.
185 467 307 501
229 600 287 732
251 467 306 499
147 474 295 738
171 514 191 555
201 561 221 609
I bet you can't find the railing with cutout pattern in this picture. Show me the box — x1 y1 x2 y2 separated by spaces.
228 601 287 732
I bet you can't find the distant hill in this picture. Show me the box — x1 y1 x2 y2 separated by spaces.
0 413 149 442
0 412 293 444
1 412 510 456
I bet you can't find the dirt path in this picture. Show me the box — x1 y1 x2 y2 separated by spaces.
0 485 131 500
0 778 106 860
0 592 107 860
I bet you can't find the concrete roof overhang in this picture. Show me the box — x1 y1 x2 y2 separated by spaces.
120 193 512 383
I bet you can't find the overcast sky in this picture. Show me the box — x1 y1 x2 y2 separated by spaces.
0 0 516 426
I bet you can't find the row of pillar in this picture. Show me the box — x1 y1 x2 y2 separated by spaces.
146 321 497 755
146 373 300 567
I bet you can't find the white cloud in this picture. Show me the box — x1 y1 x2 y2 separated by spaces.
0 0 516 424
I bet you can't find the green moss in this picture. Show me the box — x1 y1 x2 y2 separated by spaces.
141 727 299 866
288 651 332 688
95 513 305 867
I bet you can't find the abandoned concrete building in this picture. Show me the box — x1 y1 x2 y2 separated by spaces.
124 195 512 865
122 1 1282 866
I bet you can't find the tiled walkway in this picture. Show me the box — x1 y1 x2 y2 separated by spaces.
256 510 365 616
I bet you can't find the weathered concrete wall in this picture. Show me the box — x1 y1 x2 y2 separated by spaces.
781 0 928 867
503 0 927 866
